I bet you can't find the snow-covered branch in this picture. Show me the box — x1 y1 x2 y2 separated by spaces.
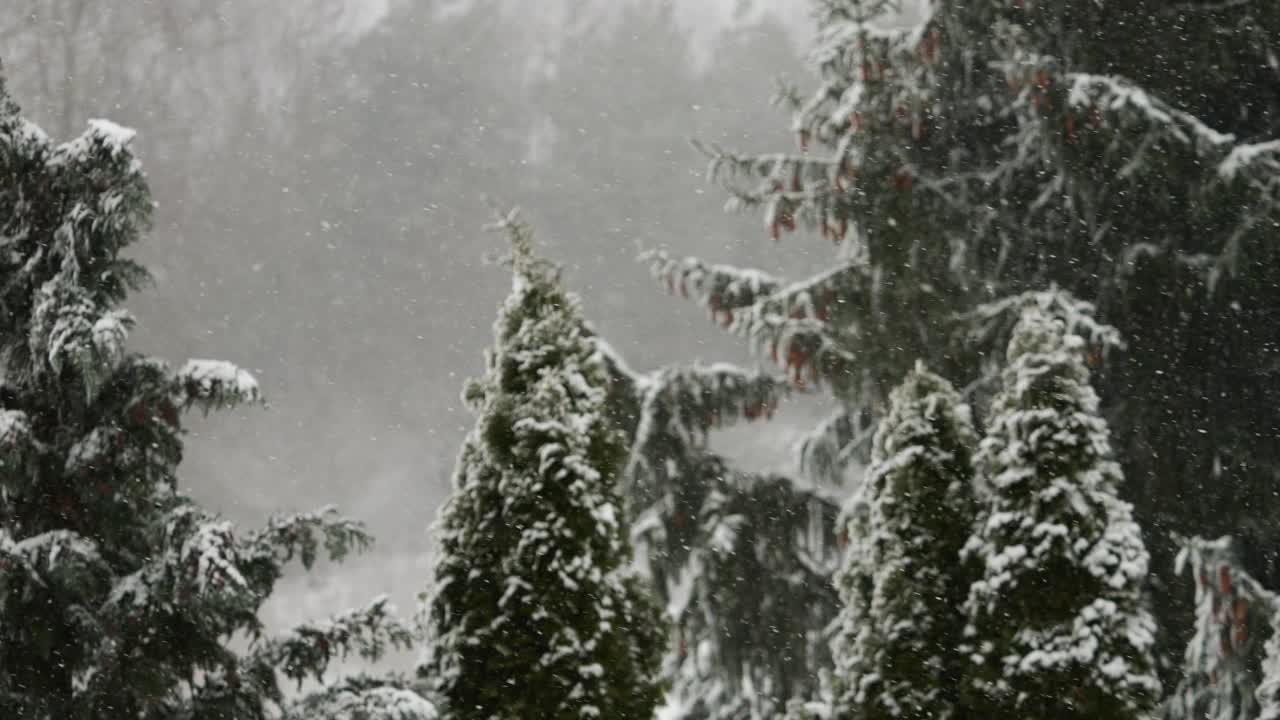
641 248 784 324
173 359 262 411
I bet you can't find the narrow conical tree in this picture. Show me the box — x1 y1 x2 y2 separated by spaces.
830 363 978 720
0 66 430 720
961 308 1159 718
421 212 665 719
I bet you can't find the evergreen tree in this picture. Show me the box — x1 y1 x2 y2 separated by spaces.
0 67 431 720
961 308 1159 718
641 0 1280 681
593 339 838 719
420 212 664 720
1169 535 1273 720
829 362 978 720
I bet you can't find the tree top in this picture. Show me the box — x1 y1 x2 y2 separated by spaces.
485 206 561 290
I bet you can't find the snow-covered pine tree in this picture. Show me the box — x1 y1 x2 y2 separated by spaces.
420 212 664 720
647 0 1280 678
0 67 432 720
828 362 978 720
961 308 1159 718
626 244 1109 720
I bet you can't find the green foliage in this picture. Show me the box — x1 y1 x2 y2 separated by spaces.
256 597 414 688
422 215 665 719
961 308 1159 718
594 339 841 717
0 67 431 720
830 363 979 720
650 0 1280 687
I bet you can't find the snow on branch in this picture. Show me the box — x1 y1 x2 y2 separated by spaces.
8 529 106 592
1065 73 1233 151
1220 139 1280 212
287 675 438 720
30 282 130 396
254 596 415 688
640 248 784 327
169 509 249 595
1168 535 1280 720
64 426 121 475
738 311 858 393
104 508 254 617
1 117 51 154
90 310 132 367
173 359 262 411
0 529 42 589
963 286 1123 360
0 409 34 463
752 262 857 324
794 407 874 487
692 140 851 245
629 363 789 458
50 118 140 168
1220 139 1280 181
639 248 865 394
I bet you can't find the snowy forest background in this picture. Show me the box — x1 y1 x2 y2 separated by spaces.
7 0 1280 717
6 0 827 651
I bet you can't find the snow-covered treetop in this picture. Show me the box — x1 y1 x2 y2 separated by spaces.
830 361 978 720
423 212 663 719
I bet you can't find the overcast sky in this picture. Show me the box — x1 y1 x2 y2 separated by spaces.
6 0 871 665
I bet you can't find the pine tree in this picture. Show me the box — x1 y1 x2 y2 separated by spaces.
640 0 1280 683
420 212 665 720
829 362 978 720
0 66 432 720
961 308 1159 718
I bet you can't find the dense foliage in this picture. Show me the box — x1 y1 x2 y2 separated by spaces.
0 68 431 720
420 214 664 720
961 309 1159 718
636 0 1280 702
829 363 979 719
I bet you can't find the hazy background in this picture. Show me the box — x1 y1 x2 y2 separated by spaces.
4 0 849 658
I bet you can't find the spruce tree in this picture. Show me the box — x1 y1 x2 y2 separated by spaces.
420 213 664 720
829 363 978 720
0 66 431 720
637 0 1280 682
961 308 1159 718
